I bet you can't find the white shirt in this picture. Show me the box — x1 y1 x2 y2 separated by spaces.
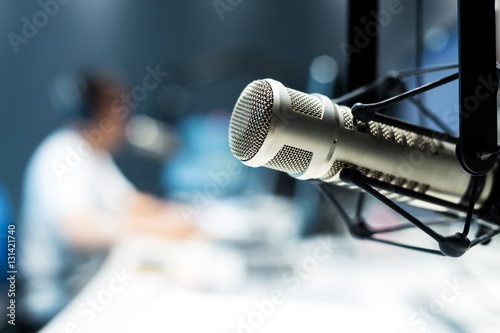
20 126 135 324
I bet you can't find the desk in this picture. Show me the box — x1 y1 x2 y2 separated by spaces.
41 236 500 333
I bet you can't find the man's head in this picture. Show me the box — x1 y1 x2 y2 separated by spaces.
77 70 130 152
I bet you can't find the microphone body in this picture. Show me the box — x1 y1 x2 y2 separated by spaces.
229 79 499 219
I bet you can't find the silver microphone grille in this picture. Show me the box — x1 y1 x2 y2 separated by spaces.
229 79 324 165
229 80 274 161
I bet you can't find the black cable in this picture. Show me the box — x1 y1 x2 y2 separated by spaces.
371 113 458 144
398 63 458 77
368 237 444 256
355 192 365 218
339 169 445 243
373 220 458 234
351 72 459 119
333 64 460 106
314 175 500 256
470 228 500 247
409 97 454 134
315 181 446 255
332 75 387 105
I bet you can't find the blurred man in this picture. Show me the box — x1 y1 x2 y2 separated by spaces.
19 70 196 329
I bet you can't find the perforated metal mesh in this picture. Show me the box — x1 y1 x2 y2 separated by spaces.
321 160 430 195
342 109 354 130
322 160 345 180
264 145 313 175
343 107 438 154
368 121 378 136
286 88 323 118
229 80 274 161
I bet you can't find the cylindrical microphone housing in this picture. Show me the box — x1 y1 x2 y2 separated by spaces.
229 79 496 211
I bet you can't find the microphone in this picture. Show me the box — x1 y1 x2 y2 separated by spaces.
228 79 498 214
